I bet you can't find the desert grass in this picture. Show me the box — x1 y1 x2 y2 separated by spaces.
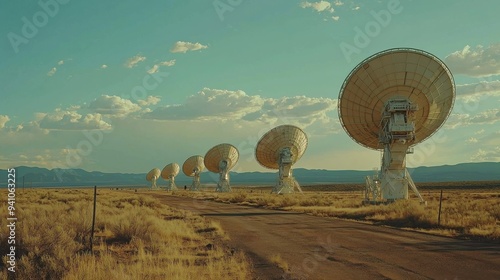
0 188 251 280
268 254 289 272
172 186 500 241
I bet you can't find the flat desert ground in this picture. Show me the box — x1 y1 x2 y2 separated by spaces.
3 181 499 279
141 182 500 279
146 188 500 280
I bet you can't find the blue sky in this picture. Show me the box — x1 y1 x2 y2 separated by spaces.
1 0 499 174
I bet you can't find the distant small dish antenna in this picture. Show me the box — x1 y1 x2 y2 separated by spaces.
255 125 308 194
161 163 180 191
338 48 455 203
182 156 205 191
204 143 239 192
146 168 161 189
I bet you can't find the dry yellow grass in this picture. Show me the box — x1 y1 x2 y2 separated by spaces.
268 254 289 272
173 187 500 240
0 188 252 280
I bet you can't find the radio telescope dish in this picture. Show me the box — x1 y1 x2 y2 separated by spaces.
338 48 455 203
182 156 204 191
161 163 180 191
204 143 239 192
255 125 308 194
146 168 161 189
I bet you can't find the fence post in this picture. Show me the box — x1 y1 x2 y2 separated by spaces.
90 185 97 252
437 190 443 227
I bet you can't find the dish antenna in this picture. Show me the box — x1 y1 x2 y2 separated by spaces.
204 143 239 192
161 163 180 191
182 156 205 191
146 168 161 189
255 125 308 194
338 48 455 203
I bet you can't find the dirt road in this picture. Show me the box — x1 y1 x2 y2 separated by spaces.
150 193 500 280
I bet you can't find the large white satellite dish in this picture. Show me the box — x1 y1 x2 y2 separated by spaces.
161 163 180 191
338 48 455 203
146 168 161 189
182 155 205 191
204 143 239 192
255 125 308 194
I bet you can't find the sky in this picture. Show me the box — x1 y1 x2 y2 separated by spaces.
1 0 499 174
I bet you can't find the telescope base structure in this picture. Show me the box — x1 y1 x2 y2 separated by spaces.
190 175 201 191
380 169 409 200
216 179 231 192
215 166 231 192
364 174 381 203
370 168 425 204
364 167 424 204
366 98 425 204
271 148 303 194
151 177 160 190
272 177 302 194
167 179 177 191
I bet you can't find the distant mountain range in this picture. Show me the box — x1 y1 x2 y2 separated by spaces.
0 162 499 188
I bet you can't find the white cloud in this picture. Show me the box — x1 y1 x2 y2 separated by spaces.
259 95 337 125
170 41 208 53
137 96 161 107
300 1 333 13
475 129 485 135
352 6 360 10
146 88 262 120
265 99 341 136
159 59 176 66
147 59 175 74
471 146 500 161
144 88 338 132
10 121 49 134
0 115 10 129
101 64 108 69
445 44 500 77
455 80 500 102
46 59 70 76
147 65 159 74
446 109 500 129
38 109 112 130
445 113 470 129
47 67 57 76
0 149 76 169
466 137 478 144
34 112 47 121
0 90 334 172
468 109 500 124
482 130 500 146
124 54 146 68
301 1 348 22
89 95 142 117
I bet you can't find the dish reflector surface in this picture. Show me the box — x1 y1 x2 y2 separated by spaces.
161 163 180 179
146 168 161 181
255 125 308 169
204 143 239 173
182 155 204 177
338 48 455 150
